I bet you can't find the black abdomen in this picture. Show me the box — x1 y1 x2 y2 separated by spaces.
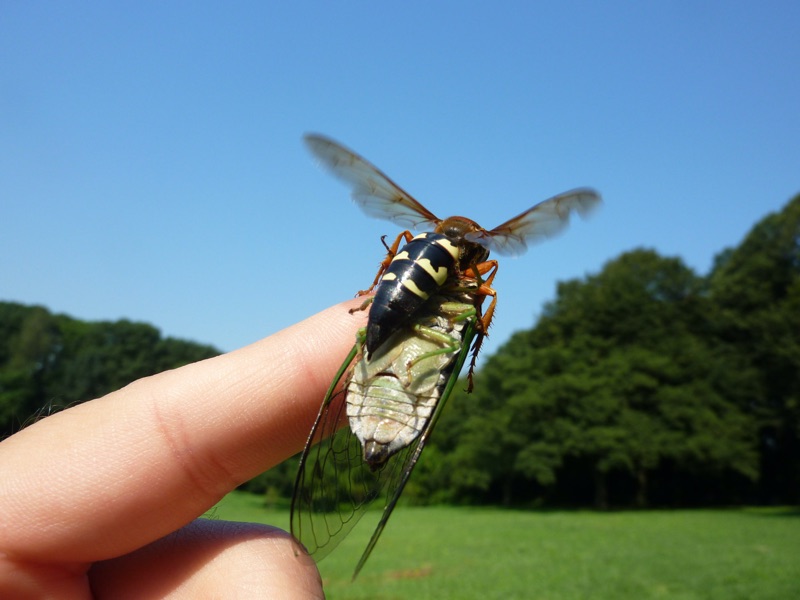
366 233 458 356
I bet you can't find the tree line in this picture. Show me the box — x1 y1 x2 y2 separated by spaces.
412 193 800 508
0 305 219 437
246 193 800 508
3 194 799 508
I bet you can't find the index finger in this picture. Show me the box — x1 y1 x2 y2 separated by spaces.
0 299 368 564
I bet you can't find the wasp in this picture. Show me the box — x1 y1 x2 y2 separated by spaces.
291 134 600 578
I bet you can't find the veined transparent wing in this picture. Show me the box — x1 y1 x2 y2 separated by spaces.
464 187 601 256
304 133 440 230
291 312 478 579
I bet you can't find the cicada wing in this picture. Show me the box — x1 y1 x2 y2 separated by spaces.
304 133 440 230
291 385 423 561
291 342 362 559
293 317 480 578
289 338 415 560
291 387 375 559
464 187 601 256
350 320 480 579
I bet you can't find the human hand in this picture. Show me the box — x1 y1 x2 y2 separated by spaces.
0 299 368 599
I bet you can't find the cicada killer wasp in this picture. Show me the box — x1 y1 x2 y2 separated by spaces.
291 134 600 578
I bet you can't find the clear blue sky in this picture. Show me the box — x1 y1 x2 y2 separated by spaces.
2 2 799 359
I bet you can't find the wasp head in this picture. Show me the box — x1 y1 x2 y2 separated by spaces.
436 216 491 271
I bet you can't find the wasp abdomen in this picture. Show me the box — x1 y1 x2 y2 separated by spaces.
366 233 458 355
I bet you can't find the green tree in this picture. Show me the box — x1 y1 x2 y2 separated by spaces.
708 193 800 502
429 250 759 508
0 302 220 438
0 304 60 432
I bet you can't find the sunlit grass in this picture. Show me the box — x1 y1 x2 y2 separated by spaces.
211 492 800 599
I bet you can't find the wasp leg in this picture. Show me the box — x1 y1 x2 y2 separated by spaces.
356 230 414 297
467 260 499 334
461 260 499 391
476 283 498 334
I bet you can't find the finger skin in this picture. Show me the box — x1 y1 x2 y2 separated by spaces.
89 520 324 600
0 299 366 596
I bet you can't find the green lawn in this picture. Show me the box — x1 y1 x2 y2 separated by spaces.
211 492 800 599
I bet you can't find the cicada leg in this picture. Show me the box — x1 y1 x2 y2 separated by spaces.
403 302 477 376
440 301 478 323
349 295 375 316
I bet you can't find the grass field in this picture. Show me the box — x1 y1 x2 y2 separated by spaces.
211 491 799 599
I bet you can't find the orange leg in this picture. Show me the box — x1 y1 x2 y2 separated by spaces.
466 260 499 334
460 260 499 391
349 230 414 315
356 230 414 297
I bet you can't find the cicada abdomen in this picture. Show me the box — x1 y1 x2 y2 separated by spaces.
291 290 480 578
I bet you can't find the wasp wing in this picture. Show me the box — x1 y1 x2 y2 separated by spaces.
304 133 440 230
464 187 601 256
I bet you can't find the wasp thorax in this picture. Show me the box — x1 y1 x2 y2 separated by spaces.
436 216 491 269
458 241 490 270
435 215 482 241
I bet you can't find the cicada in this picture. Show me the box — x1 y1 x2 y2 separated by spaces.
291 134 600 578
